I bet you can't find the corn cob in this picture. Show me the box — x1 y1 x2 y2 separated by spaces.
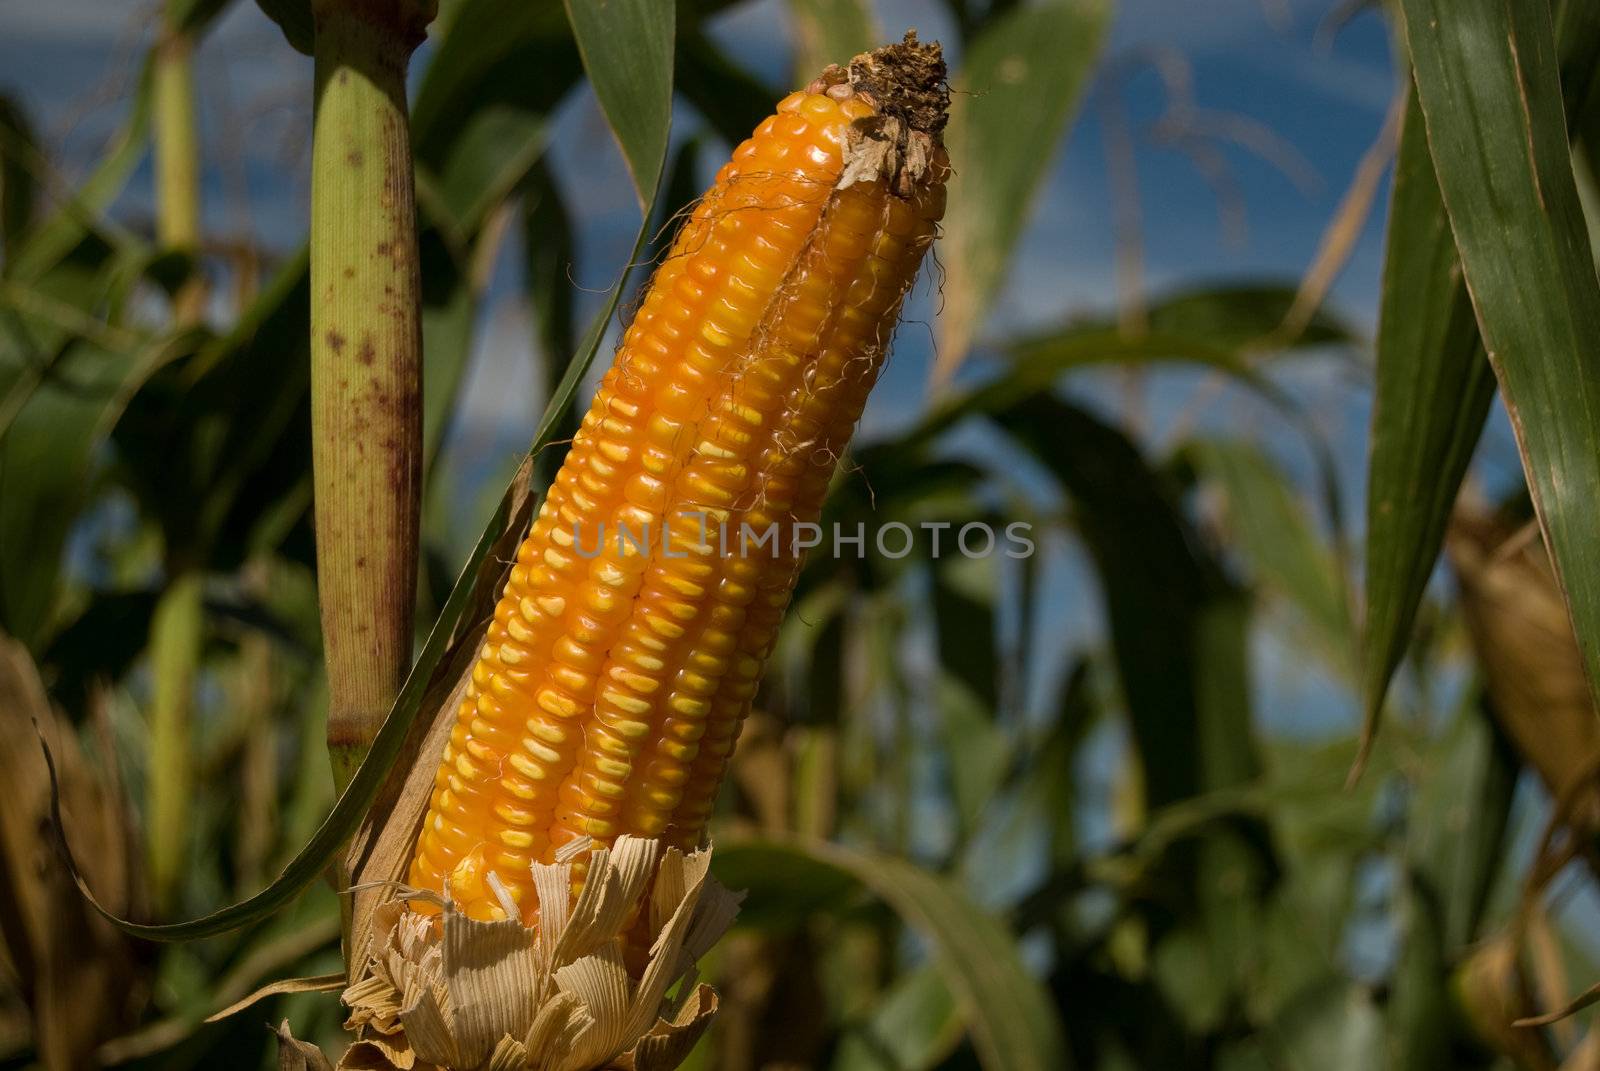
409 34 949 923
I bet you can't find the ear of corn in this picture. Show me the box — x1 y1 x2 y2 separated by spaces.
408 34 949 923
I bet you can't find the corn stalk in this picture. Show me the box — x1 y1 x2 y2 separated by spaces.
309 0 432 794
146 7 207 902
153 1 203 324
147 569 201 914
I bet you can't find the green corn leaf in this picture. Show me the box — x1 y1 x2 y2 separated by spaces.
169 0 235 36
716 837 1070 1071
997 396 1259 808
421 107 551 242
113 251 311 567
914 282 1354 452
1360 3 1600 755
563 0 672 210
411 3 578 169
1261 978 1383 1070
0 329 190 650
938 0 1110 374
1358 87 1495 748
1403 698 1516 956
1400 0 1600 718
675 29 776 148
524 162 577 386
409 0 591 486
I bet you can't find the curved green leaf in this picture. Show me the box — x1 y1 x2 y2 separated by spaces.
885 288 1356 572
1404 696 1515 955
916 282 1355 451
411 3 577 168
420 106 550 241
715 838 1069 1071
0 330 190 649
410 3 580 477
1564 0 1600 183
938 0 1110 372
1401 0 1600 711
1262 978 1382 1070
563 0 673 209
1359 88 1494 744
676 29 775 146
414 0 661 484
113 250 310 565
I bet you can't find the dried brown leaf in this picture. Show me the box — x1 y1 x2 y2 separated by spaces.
208 972 348 1023
338 1036 427 1071
444 913 540 1067
626 985 719 1071
275 1018 335 1071
1448 513 1600 823
1515 979 1600 1030
1456 935 1559 1069
0 636 141 1067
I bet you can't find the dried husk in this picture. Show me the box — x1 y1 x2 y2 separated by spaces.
1447 512 1600 830
328 836 740 1071
1452 935 1558 1071
0 635 142 1067
278 1018 338 1071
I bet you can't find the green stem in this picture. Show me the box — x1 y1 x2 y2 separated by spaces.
148 570 203 915
310 1 430 795
153 16 203 324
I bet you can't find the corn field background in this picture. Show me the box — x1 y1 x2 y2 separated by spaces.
6 0 1600 1067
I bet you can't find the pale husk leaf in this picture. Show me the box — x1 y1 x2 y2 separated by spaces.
446 913 542 1066
627 985 719 1071
335 837 738 1071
